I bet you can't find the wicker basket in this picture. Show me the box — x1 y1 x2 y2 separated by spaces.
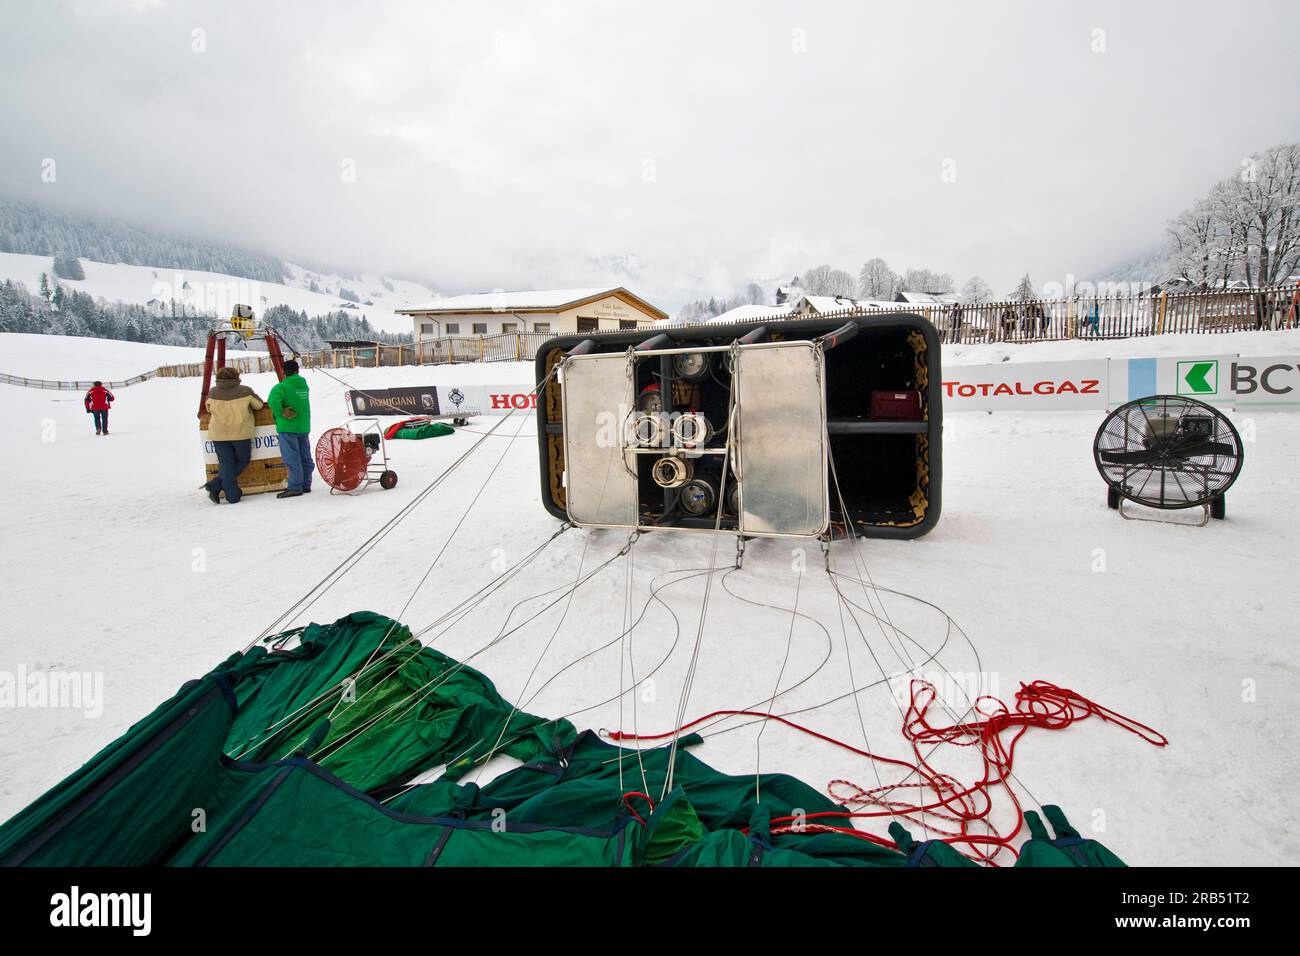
199 405 289 495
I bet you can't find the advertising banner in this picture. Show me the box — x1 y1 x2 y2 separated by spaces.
201 424 281 465
1230 357 1300 408
939 360 1109 412
435 384 535 416
345 385 538 417
345 387 441 416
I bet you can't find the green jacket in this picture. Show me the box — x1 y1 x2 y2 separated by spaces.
268 373 311 434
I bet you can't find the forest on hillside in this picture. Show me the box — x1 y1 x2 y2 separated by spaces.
0 279 411 352
0 198 287 284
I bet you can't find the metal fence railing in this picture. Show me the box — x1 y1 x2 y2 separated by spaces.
0 369 158 390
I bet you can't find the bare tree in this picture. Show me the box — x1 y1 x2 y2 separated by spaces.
857 257 899 299
1168 143 1300 290
1227 143 1300 287
800 264 857 296
1165 197 1224 288
900 268 955 294
960 275 993 303
744 282 765 305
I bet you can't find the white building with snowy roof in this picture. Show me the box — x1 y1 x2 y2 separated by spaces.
398 287 667 339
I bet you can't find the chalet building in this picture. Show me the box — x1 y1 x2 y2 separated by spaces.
398 287 668 339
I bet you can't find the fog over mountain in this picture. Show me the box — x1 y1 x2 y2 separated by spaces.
2 0 1298 310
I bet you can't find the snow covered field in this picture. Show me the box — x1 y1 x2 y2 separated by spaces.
0 333 1297 866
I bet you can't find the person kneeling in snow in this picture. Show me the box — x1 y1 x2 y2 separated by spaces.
84 381 114 435
267 359 313 498
204 366 265 504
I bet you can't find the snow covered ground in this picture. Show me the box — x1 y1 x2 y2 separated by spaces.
945 328 1300 365
0 332 260 381
0 333 1296 865
0 252 436 336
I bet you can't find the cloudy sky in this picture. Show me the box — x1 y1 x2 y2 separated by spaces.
3 0 1299 309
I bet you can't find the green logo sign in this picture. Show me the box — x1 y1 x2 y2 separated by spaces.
1177 360 1218 395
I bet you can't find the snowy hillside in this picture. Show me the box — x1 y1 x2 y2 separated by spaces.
0 335 1296 866
0 252 436 336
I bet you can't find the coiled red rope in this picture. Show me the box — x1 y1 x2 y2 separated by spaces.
609 679 1167 865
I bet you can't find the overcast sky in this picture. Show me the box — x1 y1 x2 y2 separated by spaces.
3 0 1299 309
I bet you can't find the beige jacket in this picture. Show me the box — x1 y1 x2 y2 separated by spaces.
205 382 265 441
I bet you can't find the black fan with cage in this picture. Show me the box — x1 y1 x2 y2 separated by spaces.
1093 395 1243 520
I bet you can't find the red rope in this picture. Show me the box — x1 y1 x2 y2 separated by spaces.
610 679 1167 865
622 791 655 826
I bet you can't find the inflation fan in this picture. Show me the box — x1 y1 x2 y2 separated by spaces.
315 418 398 494
1093 394 1243 525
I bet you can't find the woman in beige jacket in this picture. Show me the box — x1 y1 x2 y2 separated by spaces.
203 367 265 504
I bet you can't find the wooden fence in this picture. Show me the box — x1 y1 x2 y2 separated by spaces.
153 332 554 379
140 285 1300 380
911 285 1300 344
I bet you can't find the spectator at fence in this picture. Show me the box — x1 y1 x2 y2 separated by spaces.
1034 303 1049 337
999 306 1016 340
1084 299 1101 337
268 359 314 498
83 381 114 435
947 302 964 344
203 367 264 504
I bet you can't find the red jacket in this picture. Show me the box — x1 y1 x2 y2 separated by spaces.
84 386 115 412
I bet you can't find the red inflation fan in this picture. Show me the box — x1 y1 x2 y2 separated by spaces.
314 419 397 494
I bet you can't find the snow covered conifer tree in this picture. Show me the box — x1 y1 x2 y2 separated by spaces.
1012 273 1036 301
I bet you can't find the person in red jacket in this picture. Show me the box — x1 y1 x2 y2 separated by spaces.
84 381 115 436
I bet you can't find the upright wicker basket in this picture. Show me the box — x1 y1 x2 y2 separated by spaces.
199 405 289 495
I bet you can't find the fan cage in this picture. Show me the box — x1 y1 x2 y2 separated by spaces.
315 427 372 492
1093 395 1243 510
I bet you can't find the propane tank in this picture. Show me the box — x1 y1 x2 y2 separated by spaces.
637 382 663 414
673 351 710 382
679 476 718 516
651 456 692 489
627 411 664 447
671 411 712 448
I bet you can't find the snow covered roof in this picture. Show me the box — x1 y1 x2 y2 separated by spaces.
705 304 793 324
896 291 962 306
798 294 900 313
397 286 667 319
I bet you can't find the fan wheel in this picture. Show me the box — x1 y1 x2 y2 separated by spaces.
379 470 398 490
1209 495 1225 520
314 427 370 492
1094 395 1243 511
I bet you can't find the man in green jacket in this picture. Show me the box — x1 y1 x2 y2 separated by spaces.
268 359 313 498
